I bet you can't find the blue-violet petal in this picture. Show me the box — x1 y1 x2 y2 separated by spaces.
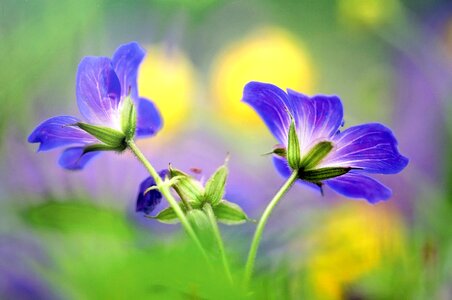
242 81 291 144
76 57 121 126
112 42 146 101
135 98 163 137
58 147 100 170
28 116 97 151
325 172 392 204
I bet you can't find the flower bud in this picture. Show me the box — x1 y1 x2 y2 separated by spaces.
169 167 204 204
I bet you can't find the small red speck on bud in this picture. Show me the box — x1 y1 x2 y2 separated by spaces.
190 167 203 175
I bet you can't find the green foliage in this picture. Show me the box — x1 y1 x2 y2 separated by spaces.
22 200 132 238
0 0 103 140
21 200 246 299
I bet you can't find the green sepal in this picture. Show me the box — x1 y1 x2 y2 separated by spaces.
121 96 137 141
143 176 184 195
82 143 126 154
169 167 204 204
148 203 187 224
204 165 228 205
300 141 333 170
299 167 353 182
262 145 286 158
213 200 249 225
77 122 126 147
273 146 287 158
186 209 211 231
186 209 215 247
287 119 301 170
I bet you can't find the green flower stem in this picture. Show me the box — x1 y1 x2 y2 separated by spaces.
203 202 233 284
127 140 207 258
244 170 299 286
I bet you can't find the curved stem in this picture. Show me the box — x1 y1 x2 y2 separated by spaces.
244 170 299 286
203 203 233 284
127 140 207 258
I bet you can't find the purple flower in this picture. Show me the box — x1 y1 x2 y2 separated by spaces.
136 170 168 214
28 42 162 170
243 81 408 203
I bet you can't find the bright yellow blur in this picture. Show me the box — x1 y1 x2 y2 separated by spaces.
210 27 315 131
138 44 196 139
338 0 400 27
306 203 405 299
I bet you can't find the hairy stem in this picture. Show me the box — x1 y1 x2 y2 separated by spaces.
203 203 233 284
244 170 299 286
127 140 207 258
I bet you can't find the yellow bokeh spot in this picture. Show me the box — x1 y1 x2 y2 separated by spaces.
338 0 400 27
138 45 196 139
210 27 315 131
306 204 405 300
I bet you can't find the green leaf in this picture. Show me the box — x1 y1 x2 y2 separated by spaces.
299 141 333 170
77 122 125 147
213 200 249 225
169 167 204 204
21 201 132 237
204 165 228 205
299 167 352 182
121 96 137 141
287 119 301 170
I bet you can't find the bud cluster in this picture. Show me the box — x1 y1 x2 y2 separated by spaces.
150 161 250 226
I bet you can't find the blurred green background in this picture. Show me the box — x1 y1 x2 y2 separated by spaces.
1 0 452 299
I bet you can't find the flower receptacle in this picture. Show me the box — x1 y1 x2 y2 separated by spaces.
151 162 250 226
